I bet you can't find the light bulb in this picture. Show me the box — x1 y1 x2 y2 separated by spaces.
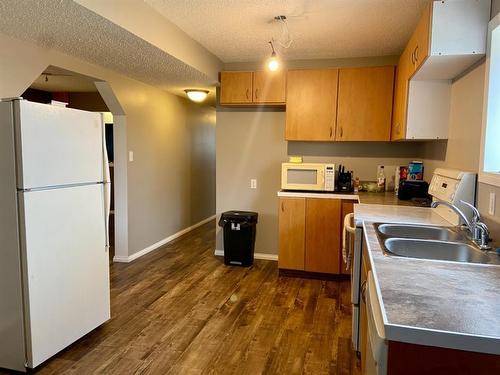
268 56 280 71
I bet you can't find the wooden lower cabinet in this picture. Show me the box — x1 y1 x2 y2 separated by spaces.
278 197 343 275
278 198 305 270
305 198 341 274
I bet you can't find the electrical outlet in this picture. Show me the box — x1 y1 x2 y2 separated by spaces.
489 192 496 216
250 179 257 189
129 151 134 162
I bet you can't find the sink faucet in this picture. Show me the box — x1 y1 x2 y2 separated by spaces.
431 200 491 250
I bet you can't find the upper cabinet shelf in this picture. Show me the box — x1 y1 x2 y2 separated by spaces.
219 71 286 106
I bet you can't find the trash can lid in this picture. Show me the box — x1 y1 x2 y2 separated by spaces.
220 211 258 223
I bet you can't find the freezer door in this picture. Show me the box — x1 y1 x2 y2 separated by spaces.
14 100 104 189
18 184 110 368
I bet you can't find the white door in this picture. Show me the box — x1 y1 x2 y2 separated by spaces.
15 100 104 189
19 184 110 368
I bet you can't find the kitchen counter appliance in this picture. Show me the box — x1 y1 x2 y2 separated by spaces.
281 162 335 192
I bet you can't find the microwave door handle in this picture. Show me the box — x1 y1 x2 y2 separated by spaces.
319 168 325 187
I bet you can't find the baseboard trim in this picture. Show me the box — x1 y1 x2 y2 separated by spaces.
113 215 216 263
214 249 278 261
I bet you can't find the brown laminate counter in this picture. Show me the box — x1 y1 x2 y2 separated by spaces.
357 192 417 206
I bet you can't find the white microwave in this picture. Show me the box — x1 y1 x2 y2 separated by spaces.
281 163 335 191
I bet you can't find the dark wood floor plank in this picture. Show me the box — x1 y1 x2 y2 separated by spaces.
0 221 360 375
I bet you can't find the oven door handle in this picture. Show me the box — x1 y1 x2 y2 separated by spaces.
342 213 356 270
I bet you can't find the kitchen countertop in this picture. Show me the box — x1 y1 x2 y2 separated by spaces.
277 190 418 206
355 204 500 355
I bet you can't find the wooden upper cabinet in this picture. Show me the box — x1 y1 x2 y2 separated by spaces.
285 69 339 141
407 2 432 76
304 198 341 274
253 70 286 104
391 46 412 140
220 71 253 104
278 198 305 271
336 66 395 141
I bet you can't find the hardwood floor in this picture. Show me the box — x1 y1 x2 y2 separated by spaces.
3 221 360 375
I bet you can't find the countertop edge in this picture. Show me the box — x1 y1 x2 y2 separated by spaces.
385 323 500 356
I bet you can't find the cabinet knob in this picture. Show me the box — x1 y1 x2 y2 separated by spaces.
329 127 333 138
339 127 343 138
414 45 419 62
246 88 250 100
281 202 284 212
255 88 259 99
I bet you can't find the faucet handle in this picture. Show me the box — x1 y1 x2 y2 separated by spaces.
459 200 481 222
475 222 492 250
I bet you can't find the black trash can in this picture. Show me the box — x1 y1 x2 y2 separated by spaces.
218 211 258 267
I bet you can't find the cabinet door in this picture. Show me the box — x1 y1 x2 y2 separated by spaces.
407 2 432 76
253 70 286 104
340 200 354 275
336 66 395 141
220 72 253 104
304 198 341 274
278 198 305 270
391 46 412 140
285 69 338 141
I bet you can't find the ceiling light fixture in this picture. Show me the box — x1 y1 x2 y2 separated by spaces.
267 41 280 72
184 89 209 103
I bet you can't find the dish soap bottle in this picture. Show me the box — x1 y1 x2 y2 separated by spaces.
377 166 386 192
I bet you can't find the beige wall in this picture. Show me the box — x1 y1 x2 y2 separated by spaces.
216 109 424 255
421 64 486 177
216 111 288 255
0 33 216 258
421 62 500 234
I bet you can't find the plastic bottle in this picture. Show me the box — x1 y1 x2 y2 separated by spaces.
353 177 360 193
377 166 386 192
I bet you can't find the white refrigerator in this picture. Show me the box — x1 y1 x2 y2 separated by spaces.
0 98 111 371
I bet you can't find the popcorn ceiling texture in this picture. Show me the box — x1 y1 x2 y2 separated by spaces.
145 0 430 62
0 0 215 94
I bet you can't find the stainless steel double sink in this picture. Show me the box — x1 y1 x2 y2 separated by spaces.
374 223 500 265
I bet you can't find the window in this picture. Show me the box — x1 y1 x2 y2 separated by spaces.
480 14 500 187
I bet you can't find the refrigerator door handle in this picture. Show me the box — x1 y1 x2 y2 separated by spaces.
101 117 111 252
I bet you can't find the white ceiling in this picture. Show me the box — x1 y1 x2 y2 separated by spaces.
0 0 215 96
145 0 430 63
